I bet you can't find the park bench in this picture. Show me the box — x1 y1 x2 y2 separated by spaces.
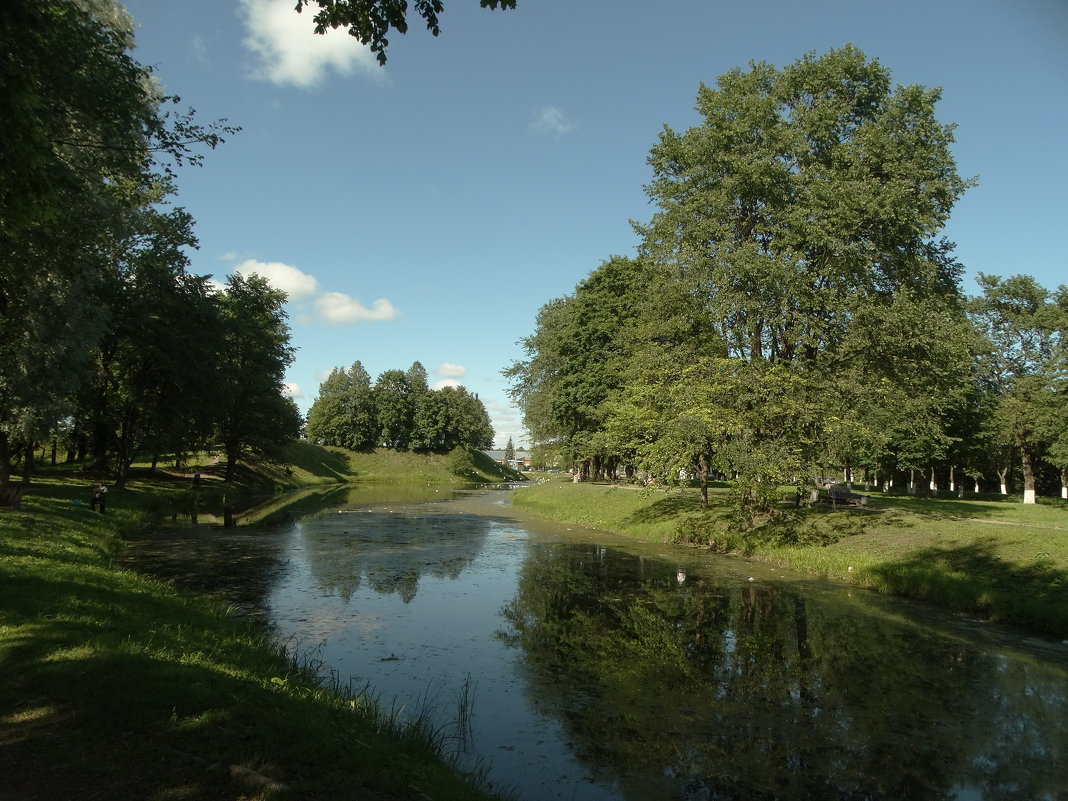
811 483 867 507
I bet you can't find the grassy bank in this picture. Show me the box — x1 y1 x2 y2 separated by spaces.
160 441 524 492
1 445 515 801
513 477 1068 638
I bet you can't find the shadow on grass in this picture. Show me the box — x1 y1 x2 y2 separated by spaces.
283 441 355 481
867 538 1068 637
866 494 1042 522
623 493 705 526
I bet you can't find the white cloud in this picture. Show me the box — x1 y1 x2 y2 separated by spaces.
316 292 399 323
432 379 462 390
233 259 319 300
531 105 576 139
222 256 399 326
435 363 467 378
482 398 525 449
190 34 210 66
239 0 379 88
283 382 303 398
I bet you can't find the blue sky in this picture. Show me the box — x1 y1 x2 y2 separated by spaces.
122 0 1067 448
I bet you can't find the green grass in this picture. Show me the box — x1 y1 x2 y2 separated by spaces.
344 446 524 484
1 454 514 801
513 478 1068 638
106 441 523 491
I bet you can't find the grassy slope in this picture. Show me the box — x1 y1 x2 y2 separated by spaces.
178 441 523 491
513 477 1068 638
1 445 514 801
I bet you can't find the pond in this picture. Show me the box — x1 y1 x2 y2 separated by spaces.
125 484 1068 801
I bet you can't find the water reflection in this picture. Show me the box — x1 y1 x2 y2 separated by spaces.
126 488 1068 801
122 527 288 618
500 543 1068 800
294 505 492 603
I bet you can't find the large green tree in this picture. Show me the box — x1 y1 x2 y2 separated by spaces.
215 274 301 484
634 45 973 504
0 0 233 494
506 256 649 479
410 385 494 452
969 274 1067 503
79 203 223 486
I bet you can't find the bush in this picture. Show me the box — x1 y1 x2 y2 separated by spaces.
447 446 476 478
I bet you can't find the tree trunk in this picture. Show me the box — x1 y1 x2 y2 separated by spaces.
697 452 710 509
929 466 937 492
1061 470 1067 500
0 431 11 493
908 469 916 495
948 464 956 493
21 441 35 486
114 414 137 490
1018 440 1038 504
998 466 1009 495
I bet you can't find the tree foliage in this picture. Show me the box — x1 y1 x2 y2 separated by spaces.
306 362 494 453
292 0 516 65
969 274 1067 502
0 0 255 493
507 46 999 509
215 274 301 482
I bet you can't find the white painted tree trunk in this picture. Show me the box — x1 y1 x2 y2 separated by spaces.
974 479 980 493
1023 488 1036 504
929 466 937 492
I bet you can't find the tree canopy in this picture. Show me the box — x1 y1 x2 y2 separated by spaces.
306 362 494 453
506 46 1068 507
0 1 313 496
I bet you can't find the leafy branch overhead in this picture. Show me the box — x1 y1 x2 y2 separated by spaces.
293 0 517 64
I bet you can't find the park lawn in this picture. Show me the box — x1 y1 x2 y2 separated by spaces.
513 478 1068 638
1 457 511 801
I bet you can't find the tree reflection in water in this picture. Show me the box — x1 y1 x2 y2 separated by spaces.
499 543 1068 801
130 490 1068 801
297 508 492 603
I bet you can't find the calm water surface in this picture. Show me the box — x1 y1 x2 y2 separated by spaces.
126 485 1068 801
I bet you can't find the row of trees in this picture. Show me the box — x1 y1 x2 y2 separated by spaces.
0 0 300 495
305 361 494 452
506 46 1067 508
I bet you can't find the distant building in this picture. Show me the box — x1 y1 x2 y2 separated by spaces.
483 450 532 470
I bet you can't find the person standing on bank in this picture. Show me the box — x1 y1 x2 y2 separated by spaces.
90 482 107 513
